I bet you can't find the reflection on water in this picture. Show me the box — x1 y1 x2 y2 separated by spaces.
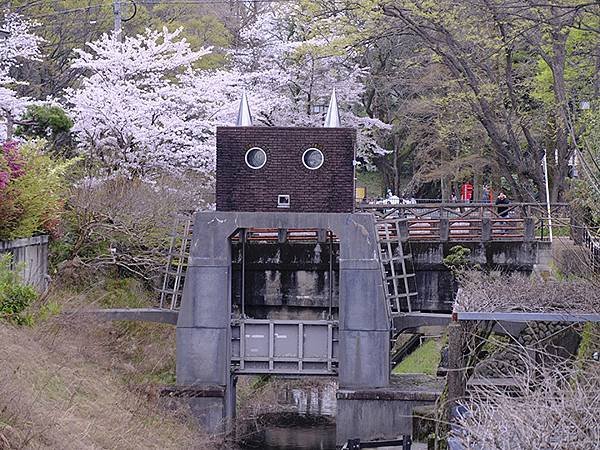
262 425 336 450
286 383 337 417
243 381 338 450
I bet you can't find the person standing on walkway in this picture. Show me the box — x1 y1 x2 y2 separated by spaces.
481 185 491 203
495 192 510 217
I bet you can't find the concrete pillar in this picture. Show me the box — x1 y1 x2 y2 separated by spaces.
481 218 491 241
337 215 390 388
336 214 393 444
439 218 450 242
337 258 390 388
176 212 236 433
524 217 535 242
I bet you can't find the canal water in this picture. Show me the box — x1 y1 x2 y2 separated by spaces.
242 382 337 450
261 424 336 450
239 380 427 450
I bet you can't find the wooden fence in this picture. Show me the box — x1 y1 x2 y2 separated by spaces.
356 203 550 241
0 235 49 291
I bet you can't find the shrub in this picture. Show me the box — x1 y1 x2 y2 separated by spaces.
0 139 76 240
58 174 211 284
443 245 473 275
17 105 73 137
0 254 37 325
16 104 74 153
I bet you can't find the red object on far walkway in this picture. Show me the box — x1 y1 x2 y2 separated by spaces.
460 183 473 202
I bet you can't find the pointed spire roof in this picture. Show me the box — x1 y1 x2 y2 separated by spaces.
236 91 253 126
324 88 341 128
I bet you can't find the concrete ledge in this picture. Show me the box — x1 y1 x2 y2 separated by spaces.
73 308 178 325
336 375 444 445
337 374 444 402
337 390 440 402
393 313 451 333
393 313 526 336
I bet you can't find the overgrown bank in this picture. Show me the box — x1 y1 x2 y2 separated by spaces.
0 277 213 449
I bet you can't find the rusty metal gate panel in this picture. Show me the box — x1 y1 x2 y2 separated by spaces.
231 319 338 375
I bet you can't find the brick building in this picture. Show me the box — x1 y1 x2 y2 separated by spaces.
216 126 356 213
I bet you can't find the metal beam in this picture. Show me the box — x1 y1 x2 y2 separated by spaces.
70 308 178 325
393 313 451 333
457 311 600 323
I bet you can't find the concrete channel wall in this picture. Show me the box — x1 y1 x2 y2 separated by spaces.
0 235 49 291
228 239 546 315
411 240 545 311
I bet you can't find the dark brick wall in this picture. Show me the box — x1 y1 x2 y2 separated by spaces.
216 127 356 212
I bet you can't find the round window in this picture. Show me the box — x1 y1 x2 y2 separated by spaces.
302 148 324 170
245 147 267 169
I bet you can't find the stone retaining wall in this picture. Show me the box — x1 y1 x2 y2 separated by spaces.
476 321 582 377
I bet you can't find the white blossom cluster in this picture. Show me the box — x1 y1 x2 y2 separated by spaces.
66 28 237 176
0 12 42 141
233 5 390 161
3 6 390 176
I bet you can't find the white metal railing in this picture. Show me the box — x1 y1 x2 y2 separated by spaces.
582 225 600 273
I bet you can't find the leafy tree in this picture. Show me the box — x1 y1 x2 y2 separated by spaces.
570 104 600 226
16 104 73 151
0 140 75 240
148 4 234 68
1 0 152 99
299 0 600 201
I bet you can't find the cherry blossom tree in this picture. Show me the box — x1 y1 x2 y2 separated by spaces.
67 8 388 177
232 5 390 162
66 27 238 176
0 11 42 141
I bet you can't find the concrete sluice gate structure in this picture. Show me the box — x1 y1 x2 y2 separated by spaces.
173 95 541 445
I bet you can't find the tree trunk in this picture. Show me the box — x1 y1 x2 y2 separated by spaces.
6 113 14 141
393 134 400 195
549 25 571 202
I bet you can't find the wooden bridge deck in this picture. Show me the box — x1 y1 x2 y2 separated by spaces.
357 202 571 242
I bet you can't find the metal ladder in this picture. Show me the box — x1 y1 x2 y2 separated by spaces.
376 217 418 315
158 211 194 310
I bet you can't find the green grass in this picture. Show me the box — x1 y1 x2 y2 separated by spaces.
100 278 149 308
392 339 442 375
535 225 571 238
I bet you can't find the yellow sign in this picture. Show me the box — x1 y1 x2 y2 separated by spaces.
355 186 366 201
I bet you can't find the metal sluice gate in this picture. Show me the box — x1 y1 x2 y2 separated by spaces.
231 319 339 375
